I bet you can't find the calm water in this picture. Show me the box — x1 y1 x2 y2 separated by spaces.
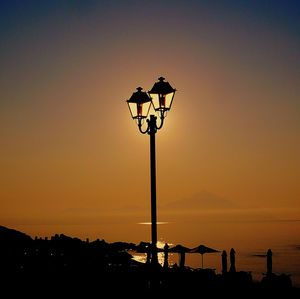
129 215 300 287
131 242 300 287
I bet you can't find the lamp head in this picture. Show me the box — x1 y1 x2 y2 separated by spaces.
148 77 176 116
126 87 152 124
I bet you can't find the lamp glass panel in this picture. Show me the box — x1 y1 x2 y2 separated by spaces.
165 92 175 110
141 101 151 118
150 92 174 111
128 101 151 119
150 94 160 110
128 102 138 118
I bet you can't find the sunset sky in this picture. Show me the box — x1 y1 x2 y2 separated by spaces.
1 1 299 250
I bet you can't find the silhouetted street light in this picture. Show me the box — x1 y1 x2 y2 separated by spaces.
126 77 176 265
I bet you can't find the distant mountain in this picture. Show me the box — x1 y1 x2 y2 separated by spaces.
0 225 32 246
164 191 235 211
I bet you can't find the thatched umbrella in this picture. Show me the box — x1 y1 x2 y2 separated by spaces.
168 244 191 268
190 244 220 269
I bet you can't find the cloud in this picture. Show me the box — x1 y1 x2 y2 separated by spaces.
163 190 236 211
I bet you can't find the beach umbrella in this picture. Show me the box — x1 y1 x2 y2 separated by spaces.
169 244 191 268
135 243 164 254
135 241 151 253
253 248 273 275
134 242 163 264
229 248 236 273
222 250 228 274
168 244 191 253
267 249 273 275
190 244 220 269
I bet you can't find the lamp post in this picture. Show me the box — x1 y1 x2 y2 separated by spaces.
126 77 176 265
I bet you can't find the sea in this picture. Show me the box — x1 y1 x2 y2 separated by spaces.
131 240 300 287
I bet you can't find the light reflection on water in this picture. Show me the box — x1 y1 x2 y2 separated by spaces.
130 240 176 266
130 240 300 287
131 251 176 266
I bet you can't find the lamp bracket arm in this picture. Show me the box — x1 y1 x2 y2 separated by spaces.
156 113 165 130
138 121 150 134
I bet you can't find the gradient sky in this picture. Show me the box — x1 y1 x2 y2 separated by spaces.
1 0 300 248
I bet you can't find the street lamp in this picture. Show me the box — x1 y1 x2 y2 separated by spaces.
126 77 176 265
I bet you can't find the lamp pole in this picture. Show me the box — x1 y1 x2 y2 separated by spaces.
149 114 158 265
137 114 163 266
126 77 176 266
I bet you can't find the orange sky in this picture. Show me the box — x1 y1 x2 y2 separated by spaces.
0 1 299 248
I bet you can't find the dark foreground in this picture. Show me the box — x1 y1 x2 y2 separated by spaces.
0 225 299 298
2 265 300 298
